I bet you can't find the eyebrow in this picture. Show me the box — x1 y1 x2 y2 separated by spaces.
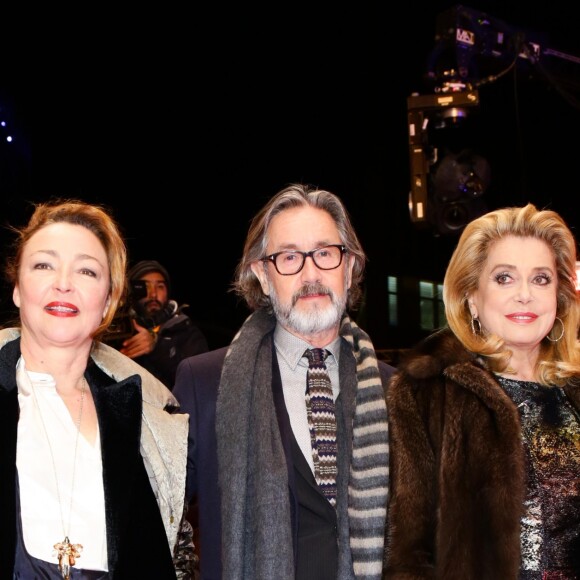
269 241 338 252
30 249 104 265
490 263 555 272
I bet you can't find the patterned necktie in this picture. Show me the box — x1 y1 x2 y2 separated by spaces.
304 348 337 506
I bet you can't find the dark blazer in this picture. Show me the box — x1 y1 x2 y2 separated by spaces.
173 339 394 580
0 337 177 579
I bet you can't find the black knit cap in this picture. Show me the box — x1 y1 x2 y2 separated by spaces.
127 260 171 295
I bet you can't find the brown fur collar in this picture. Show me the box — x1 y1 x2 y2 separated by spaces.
397 327 485 380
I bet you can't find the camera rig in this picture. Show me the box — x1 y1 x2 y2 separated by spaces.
407 4 579 235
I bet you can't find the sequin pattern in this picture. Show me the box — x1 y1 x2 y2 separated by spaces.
498 377 580 579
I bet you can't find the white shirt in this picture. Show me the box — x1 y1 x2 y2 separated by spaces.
16 357 109 571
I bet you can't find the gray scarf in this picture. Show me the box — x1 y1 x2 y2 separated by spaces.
216 309 389 579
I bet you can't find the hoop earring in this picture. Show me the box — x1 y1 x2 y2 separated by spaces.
470 315 482 336
546 317 565 342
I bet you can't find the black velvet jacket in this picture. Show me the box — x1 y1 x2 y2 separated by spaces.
0 337 178 579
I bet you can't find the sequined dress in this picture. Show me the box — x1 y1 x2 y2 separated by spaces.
497 376 580 579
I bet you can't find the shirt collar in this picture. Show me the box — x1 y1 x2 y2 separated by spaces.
274 323 341 370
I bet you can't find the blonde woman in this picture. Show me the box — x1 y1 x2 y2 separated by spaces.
385 204 580 579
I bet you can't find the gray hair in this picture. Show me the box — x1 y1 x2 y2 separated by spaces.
232 183 367 311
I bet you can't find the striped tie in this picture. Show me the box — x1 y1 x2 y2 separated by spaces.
304 348 337 506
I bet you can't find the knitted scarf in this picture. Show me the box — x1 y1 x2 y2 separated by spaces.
216 309 389 579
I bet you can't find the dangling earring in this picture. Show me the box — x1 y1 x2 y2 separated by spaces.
470 315 482 335
546 317 565 342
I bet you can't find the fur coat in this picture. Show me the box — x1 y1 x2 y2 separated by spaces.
383 328 580 580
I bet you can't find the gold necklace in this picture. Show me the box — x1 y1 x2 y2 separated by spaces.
31 375 86 580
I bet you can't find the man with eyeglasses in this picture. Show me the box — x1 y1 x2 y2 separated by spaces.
173 184 394 580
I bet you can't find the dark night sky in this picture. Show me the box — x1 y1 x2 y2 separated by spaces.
1 2 579 349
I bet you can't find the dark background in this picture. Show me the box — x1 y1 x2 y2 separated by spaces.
1 2 579 350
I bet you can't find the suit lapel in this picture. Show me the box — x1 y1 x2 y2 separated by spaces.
0 338 21 575
0 387 18 576
85 362 143 576
271 343 335 516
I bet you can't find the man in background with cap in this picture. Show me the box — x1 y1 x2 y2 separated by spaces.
119 259 209 389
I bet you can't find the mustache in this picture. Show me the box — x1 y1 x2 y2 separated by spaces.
292 283 332 305
144 300 162 309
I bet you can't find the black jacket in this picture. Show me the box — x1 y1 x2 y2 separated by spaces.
0 337 179 579
135 311 208 389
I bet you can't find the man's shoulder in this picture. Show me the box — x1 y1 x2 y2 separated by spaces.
161 313 206 337
162 311 194 330
174 347 229 403
377 359 396 384
176 346 229 375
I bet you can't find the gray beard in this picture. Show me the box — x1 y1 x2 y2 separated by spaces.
269 282 347 336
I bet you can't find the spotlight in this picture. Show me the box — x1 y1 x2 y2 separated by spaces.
406 89 483 234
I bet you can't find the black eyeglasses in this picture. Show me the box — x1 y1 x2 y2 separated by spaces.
261 244 347 276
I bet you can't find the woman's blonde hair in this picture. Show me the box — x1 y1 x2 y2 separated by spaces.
5 199 127 342
444 203 580 386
